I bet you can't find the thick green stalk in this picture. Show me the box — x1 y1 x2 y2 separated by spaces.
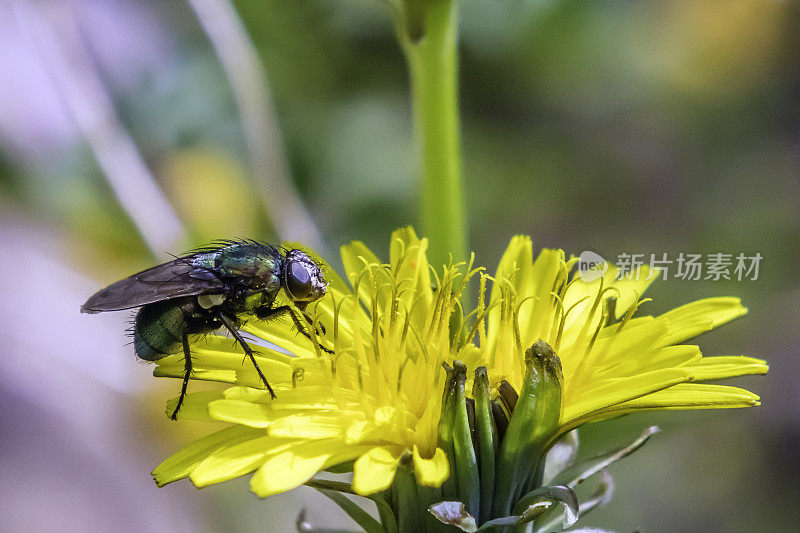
397 0 466 268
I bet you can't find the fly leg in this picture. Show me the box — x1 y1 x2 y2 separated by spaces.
171 332 192 420
217 313 276 399
257 305 333 355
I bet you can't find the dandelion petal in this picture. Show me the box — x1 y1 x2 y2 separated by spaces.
352 446 403 494
413 446 450 487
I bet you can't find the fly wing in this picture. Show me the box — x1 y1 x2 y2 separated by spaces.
81 257 227 313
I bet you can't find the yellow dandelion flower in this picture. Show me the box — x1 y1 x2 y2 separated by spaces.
151 228 766 525
478 236 768 437
153 227 475 496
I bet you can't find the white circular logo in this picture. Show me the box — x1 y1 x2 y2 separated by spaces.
577 250 608 282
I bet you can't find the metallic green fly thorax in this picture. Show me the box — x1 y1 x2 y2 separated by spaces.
193 242 283 292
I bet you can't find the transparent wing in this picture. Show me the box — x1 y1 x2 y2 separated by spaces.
81 258 227 313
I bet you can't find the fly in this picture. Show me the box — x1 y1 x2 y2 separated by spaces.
81 240 330 419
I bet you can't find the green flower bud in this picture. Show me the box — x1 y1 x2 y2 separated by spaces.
492 340 563 518
472 366 498 523
450 362 480 520
437 363 458 501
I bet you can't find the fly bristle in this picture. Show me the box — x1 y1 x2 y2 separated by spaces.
185 240 234 255
126 312 137 338
183 238 279 262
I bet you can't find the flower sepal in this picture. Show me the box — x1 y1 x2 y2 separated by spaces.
548 426 660 489
428 484 578 533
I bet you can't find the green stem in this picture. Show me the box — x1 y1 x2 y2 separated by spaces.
396 0 466 269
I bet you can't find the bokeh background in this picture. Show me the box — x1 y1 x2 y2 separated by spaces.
1 0 797 531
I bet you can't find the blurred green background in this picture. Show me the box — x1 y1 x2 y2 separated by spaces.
0 0 797 531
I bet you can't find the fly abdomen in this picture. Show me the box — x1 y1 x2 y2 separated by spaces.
133 301 187 361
